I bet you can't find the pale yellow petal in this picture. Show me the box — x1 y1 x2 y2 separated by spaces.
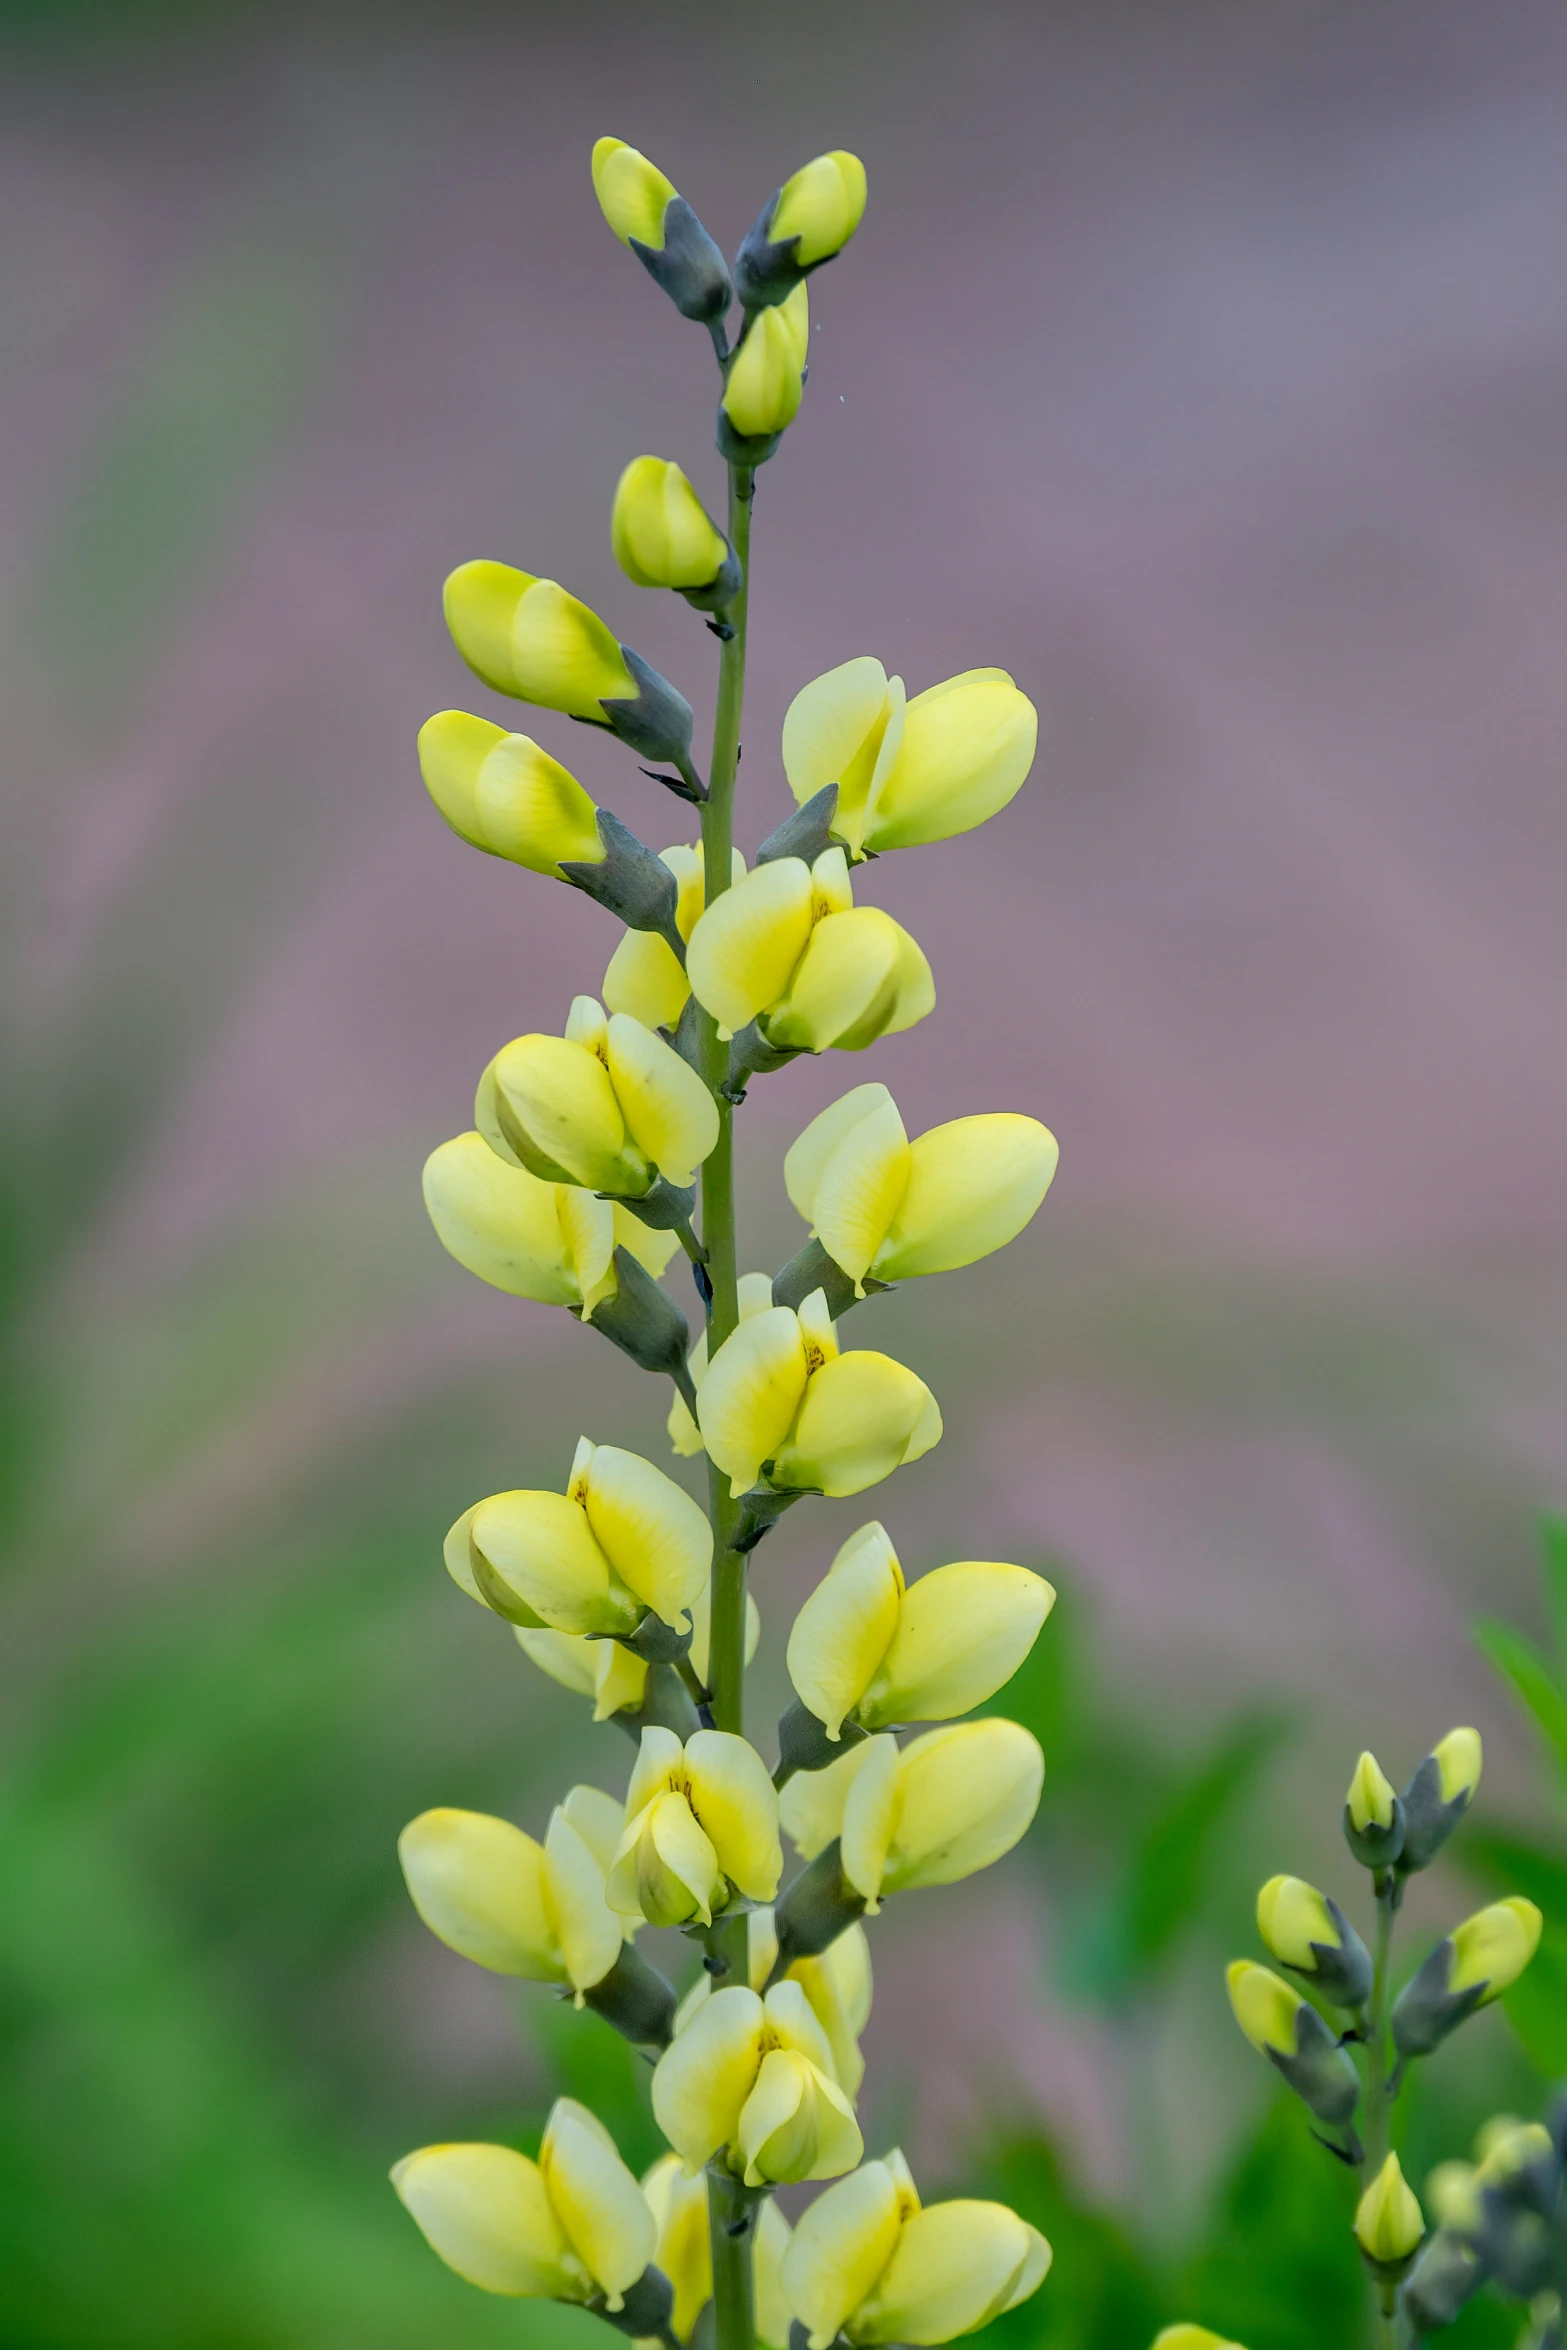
442 1502 494 1609
860 1563 1056 1729
873 1115 1058 1283
740 2050 863 2187
642 2151 712 2339
855 2201 1051 2343
754 2197 795 2349
577 1442 712 1628
722 306 805 439
781 2159 905 2350
838 1734 902 1909
540 2098 656 2309
783 1084 895 1223
696 1306 810 1498
607 1790 722 1928
781 657 893 833
468 729 602 872
773 1351 942 1498
769 150 868 266
780 1736 881 1860
767 909 902 1055
391 2142 582 2299
603 928 691 1031
488 1032 644 1194
559 1785 629 1879
509 577 635 717
418 709 506 851
623 1725 685 1818
862 672 1037 853
786 1521 905 1738
514 1626 599 1697
686 859 816 1036
882 921 936 1038
442 560 534 696
592 137 676 249
883 1721 1044 1894
423 1133 578 1305
808 1098 911 1289
605 1012 720 1187
399 1809 559 1980
470 1489 641 1637
650 1984 766 2173
686 1728 784 1901
542 1808 624 1994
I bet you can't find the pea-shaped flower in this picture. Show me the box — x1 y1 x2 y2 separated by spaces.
785 1082 1058 1301
392 2099 655 2311
642 2154 794 2347
780 1721 1044 1913
1392 1897 1543 2061
735 150 868 310
651 1979 863 2185
685 847 933 1059
478 995 719 1198
695 1287 942 1501
607 1725 782 1928
781 2151 1051 2348
1225 1961 1361 2126
782 655 1037 857
612 456 739 610
517 1583 760 1724
668 1269 775 1456
677 1906 875 2100
787 1521 1055 1743
418 711 604 872
443 559 693 768
423 1130 678 1315
591 136 731 323
1255 1874 1373 2010
400 1787 628 1997
721 285 810 449
449 1436 711 1639
604 842 746 1034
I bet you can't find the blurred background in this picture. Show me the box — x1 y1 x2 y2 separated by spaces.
4 1 1566 2343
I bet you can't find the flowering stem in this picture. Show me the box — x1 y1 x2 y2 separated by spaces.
1363 1876 1400 2348
707 2167 757 2350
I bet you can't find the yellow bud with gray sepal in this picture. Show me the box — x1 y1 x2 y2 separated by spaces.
591 136 731 323
734 150 867 311
1392 1897 1542 2062
1255 1874 1372 2009
1399 1727 1482 1873
1354 2152 1425 2270
612 456 740 611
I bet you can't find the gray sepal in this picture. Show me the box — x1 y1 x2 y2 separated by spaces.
600 645 696 766
733 195 805 310
679 542 743 615
1392 1936 1483 2060
1294 1897 1374 2009
1399 1753 1473 1872
768 1839 867 1979
612 1608 695 1666
1344 1795 1406 1871
771 1236 890 1320
775 1696 867 1783
757 784 842 867
586 1247 691 1382
716 405 783 469
636 1659 704 1742
592 2263 678 2339
629 195 732 322
663 992 704 1074
1400 2233 1488 2330
561 808 683 955
1268 1999 1361 2126
608 1175 698 1232
722 1020 804 1102
581 1947 679 2051
734 1483 815 1553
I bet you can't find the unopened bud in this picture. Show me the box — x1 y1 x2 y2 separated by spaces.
1344 1749 1405 1869
1393 1898 1543 2061
719 286 809 464
591 137 731 323
1355 2153 1424 2268
1399 1727 1482 1873
612 456 740 613
1256 1875 1374 2009
734 150 867 311
1225 1961 1361 2129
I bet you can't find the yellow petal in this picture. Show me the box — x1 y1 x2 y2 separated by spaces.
1347 1750 1398 1833
862 671 1037 853
772 1351 942 1498
1449 1897 1542 2003
855 2200 1051 2344
883 921 935 1037
558 1784 628 1879
696 1305 811 1499
442 1502 511 1612
878 1720 1043 1894
790 1923 874 2098
442 559 535 696
781 657 893 826
685 1728 784 1901
859 1563 1055 1730
604 1011 720 1187
540 2098 656 2310
555 1186 620 1316
398 1809 559 1980
391 2142 583 2299
542 1807 624 1994
781 2158 906 2350
722 306 805 438
783 1084 895 1224
1226 1960 1303 2057
1152 2331 1249 2350
418 709 602 871
417 709 506 852
575 1440 712 1629
809 1097 911 1290
786 1521 905 1739
603 927 691 1030
738 2048 863 2187
872 1115 1058 1283
470 1489 641 1637
487 1032 646 1195
686 859 816 1037
767 909 903 1055
591 136 676 249
641 2152 712 2340
608 1790 722 1928
612 455 728 590
1353 2152 1424 2264
780 1735 881 1860
608 1203 681 1281
650 1983 766 2173
837 1734 902 1909
779 279 811 367
509 577 635 717
754 2197 795 2350
1255 1875 1338 1972
810 844 856 919
769 150 868 266
762 1978 841 2078
514 1626 600 1698
423 1132 580 1305
623 1724 685 1818
1433 1726 1483 1803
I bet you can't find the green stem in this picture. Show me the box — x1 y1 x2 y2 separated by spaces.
699 463 757 2350
1363 1876 1399 2349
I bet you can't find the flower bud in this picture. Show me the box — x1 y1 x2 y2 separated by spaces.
652 1980 862 2186
1355 2153 1425 2268
517 1584 760 1725
786 1520 1055 1743
1392 1898 1543 2061
1255 1875 1374 2010
392 2099 655 2308
734 150 867 310
1225 1961 1361 2127
784 1084 1057 1296
719 286 810 460
423 1132 678 1315
1152 2332 1249 2350
418 711 604 873
612 456 739 611
607 1725 782 1928
591 136 731 323
1399 1727 1482 1873
457 1435 711 1639
1343 1748 1404 1869
604 841 747 1034
781 1721 1043 1915
443 559 694 767
695 1287 941 1501
782 656 1037 858
479 996 718 1196
781 2152 1050 2349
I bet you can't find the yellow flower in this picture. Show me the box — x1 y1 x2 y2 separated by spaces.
604 842 747 1034
721 286 810 440
417 711 604 873
781 1721 1044 1914
398 1788 627 2001
452 1435 712 1638
668 1269 779 1455
694 1287 942 1500
641 2155 795 2345
768 151 868 269
781 2152 1051 2347
685 847 932 1056
478 995 719 1195
591 136 678 248
782 656 1037 857
785 1083 1058 1295
677 1907 875 2100
651 1980 863 2185
516 1582 760 1723
423 1131 678 1314
1354 2153 1425 2265
391 2099 654 2308
443 560 635 717
786 1520 1055 1740
1448 1897 1542 2004
612 457 730 592
606 1726 782 1928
